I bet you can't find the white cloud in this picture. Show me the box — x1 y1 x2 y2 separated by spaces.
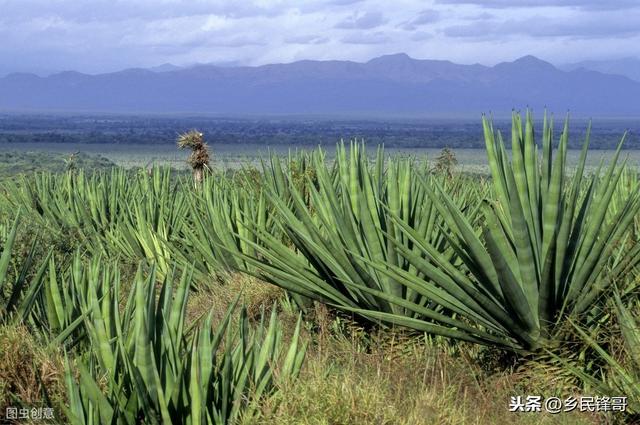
341 31 391 44
436 0 640 11
335 11 387 29
0 0 637 74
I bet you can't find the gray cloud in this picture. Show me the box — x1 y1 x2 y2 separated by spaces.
411 31 434 41
436 0 640 11
0 0 287 23
341 32 391 44
326 0 366 5
335 11 387 29
284 35 330 45
401 9 441 30
444 13 640 39
0 0 638 74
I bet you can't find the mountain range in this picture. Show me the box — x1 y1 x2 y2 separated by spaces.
561 58 640 84
1 54 639 117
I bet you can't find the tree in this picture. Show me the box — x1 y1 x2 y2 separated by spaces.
64 151 80 173
432 147 457 178
177 130 210 184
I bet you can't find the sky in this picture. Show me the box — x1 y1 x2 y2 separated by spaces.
0 0 639 75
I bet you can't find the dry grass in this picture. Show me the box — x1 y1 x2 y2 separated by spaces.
0 274 630 425
0 325 66 417
180 277 625 425
247 324 608 425
186 273 292 328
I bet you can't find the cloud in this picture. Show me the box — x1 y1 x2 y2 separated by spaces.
326 0 366 5
435 0 640 11
443 13 640 39
0 0 638 75
412 10 442 25
335 11 387 29
341 31 391 44
284 35 330 45
0 0 290 23
411 31 434 41
401 9 441 30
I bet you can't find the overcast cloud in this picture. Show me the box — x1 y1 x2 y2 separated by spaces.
0 0 638 75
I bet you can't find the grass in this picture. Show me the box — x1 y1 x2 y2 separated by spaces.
0 252 630 424
0 325 66 418
187 275 611 425
4 142 640 173
249 317 604 425
0 150 114 177
186 273 288 328
0 116 638 423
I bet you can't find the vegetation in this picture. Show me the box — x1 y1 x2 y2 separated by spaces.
63 263 306 424
556 291 640 415
1 113 639 149
178 130 211 184
432 147 458 178
0 111 638 424
239 113 640 352
0 151 114 177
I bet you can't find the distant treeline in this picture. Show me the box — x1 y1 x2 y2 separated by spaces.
0 150 114 177
0 114 637 149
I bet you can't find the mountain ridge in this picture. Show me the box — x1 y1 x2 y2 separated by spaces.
561 58 640 83
1 54 638 117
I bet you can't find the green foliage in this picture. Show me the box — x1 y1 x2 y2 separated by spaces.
236 114 640 352
390 112 640 350
555 292 640 416
0 216 50 324
63 263 306 425
237 142 491 338
4 167 271 283
0 150 114 177
182 176 275 279
1 111 639 423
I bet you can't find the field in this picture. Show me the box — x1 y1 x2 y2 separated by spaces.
0 113 639 424
1 113 639 172
4 142 640 175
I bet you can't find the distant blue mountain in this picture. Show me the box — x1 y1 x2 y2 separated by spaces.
1 54 638 117
561 58 640 83
148 63 183 73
